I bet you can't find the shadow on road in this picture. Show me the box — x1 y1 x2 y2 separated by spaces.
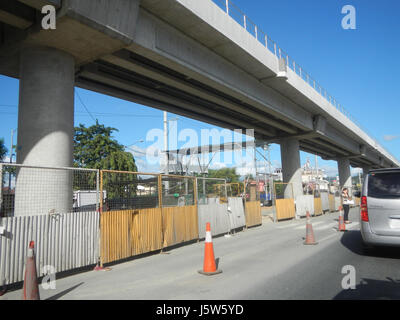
334 278 400 300
340 230 400 259
46 282 84 300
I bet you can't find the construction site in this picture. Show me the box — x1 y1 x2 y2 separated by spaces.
0 159 361 296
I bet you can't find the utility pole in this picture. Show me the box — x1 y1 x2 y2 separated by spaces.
253 143 257 180
8 128 16 191
267 144 273 203
163 111 169 194
263 144 268 204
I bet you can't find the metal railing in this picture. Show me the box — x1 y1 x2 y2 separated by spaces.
211 0 396 162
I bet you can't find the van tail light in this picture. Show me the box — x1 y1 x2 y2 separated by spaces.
360 196 369 222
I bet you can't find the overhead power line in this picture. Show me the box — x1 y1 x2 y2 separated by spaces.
75 89 96 123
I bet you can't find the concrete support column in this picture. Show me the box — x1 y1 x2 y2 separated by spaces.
280 138 303 199
338 158 352 193
362 165 371 185
15 46 75 216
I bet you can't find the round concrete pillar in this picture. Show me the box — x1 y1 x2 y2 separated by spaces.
338 158 352 192
15 46 75 216
362 165 371 185
280 138 303 199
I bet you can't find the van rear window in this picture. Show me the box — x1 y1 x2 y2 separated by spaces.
368 172 400 198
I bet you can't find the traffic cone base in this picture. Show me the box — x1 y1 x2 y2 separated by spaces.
198 269 223 276
93 264 112 271
303 240 318 245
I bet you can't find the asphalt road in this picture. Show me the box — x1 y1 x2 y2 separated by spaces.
2 207 400 300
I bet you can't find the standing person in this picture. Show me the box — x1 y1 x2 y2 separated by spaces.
341 187 351 224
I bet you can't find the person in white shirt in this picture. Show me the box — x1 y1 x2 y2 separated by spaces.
341 187 351 224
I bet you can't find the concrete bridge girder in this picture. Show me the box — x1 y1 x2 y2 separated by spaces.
0 0 397 218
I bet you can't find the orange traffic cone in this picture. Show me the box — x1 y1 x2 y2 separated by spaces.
338 206 346 232
22 241 40 300
198 223 222 276
304 211 318 245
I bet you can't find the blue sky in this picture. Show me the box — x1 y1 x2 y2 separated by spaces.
1 0 399 177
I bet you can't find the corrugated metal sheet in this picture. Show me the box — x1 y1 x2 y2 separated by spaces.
0 211 99 285
100 208 163 265
227 197 246 229
198 202 230 238
321 192 329 211
334 197 341 211
244 201 262 227
295 195 314 217
162 206 198 248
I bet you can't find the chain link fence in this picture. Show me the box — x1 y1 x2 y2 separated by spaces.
0 164 99 217
226 182 244 198
197 177 227 204
161 175 196 207
100 170 160 211
244 180 260 202
0 163 100 285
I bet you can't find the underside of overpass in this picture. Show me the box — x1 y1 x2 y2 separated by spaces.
0 0 398 172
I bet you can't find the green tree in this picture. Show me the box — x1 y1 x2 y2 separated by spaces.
73 120 137 171
206 168 240 183
198 168 241 196
73 121 138 203
0 138 7 162
1 138 8 186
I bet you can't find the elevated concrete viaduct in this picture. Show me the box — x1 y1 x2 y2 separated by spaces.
0 0 398 215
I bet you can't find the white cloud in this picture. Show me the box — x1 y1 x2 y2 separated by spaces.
208 162 227 170
383 135 399 142
319 165 338 177
134 158 160 173
126 145 149 158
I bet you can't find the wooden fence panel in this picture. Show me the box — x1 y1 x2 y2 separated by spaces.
329 194 336 212
314 198 323 216
244 201 262 227
276 199 296 221
162 205 198 248
100 208 163 265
